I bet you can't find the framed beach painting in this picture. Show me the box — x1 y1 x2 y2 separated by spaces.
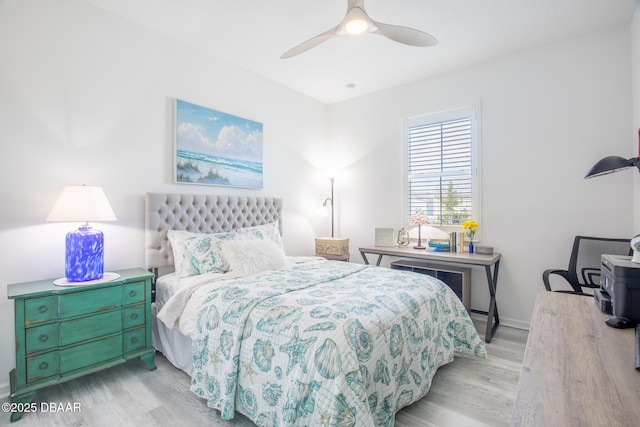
174 99 263 188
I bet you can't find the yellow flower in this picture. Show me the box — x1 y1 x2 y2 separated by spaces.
462 220 479 241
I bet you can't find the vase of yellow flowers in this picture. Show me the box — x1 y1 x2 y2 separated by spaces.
462 220 479 253
408 210 429 249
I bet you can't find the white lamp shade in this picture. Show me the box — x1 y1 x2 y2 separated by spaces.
316 204 329 217
46 186 117 222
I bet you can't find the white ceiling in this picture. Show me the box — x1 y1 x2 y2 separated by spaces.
84 0 638 104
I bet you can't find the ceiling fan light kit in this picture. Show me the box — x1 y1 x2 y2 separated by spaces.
281 0 437 59
344 17 370 34
339 7 376 35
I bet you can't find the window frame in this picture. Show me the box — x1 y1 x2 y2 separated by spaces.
402 104 482 235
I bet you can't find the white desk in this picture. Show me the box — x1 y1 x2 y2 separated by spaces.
511 292 640 426
359 245 501 342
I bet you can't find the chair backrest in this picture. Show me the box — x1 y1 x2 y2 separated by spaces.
568 236 631 291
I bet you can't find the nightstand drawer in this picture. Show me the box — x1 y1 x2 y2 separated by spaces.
60 335 123 374
123 281 146 306
25 323 59 354
24 296 58 325
123 305 145 329
60 287 121 318
60 310 122 346
26 351 59 383
124 328 146 354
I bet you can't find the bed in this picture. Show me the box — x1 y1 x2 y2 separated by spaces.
145 192 486 426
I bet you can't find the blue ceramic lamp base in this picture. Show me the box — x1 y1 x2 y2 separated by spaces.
65 225 105 282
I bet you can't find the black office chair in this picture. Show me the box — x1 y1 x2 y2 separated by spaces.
543 236 631 295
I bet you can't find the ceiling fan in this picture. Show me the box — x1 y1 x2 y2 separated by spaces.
281 0 438 59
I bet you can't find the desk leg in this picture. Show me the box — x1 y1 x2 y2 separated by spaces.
359 252 383 266
484 261 500 343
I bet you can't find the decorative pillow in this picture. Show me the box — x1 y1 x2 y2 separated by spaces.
184 229 265 274
221 238 286 276
183 234 230 274
235 222 284 251
167 230 202 277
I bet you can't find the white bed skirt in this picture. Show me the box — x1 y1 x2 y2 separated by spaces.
151 302 193 374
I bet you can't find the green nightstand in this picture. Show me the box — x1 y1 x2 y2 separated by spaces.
7 268 156 422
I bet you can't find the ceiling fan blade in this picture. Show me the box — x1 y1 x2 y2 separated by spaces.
373 21 438 47
281 27 338 59
280 0 437 58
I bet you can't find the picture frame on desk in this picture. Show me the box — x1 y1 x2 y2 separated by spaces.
375 228 394 246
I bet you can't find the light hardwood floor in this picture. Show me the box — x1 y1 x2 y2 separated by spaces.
1 321 528 427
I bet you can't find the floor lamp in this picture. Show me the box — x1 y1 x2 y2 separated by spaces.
317 177 335 237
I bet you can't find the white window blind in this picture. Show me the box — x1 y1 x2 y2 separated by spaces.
406 106 478 226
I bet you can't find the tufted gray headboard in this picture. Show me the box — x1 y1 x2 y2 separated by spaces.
144 193 283 270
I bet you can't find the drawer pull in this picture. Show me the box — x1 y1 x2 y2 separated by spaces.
130 337 138 344
39 334 49 342
129 290 137 297
130 313 138 320
39 361 49 370
38 305 48 313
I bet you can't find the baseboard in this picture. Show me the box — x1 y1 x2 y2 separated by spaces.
0 381 9 399
500 317 530 331
470 312 530 331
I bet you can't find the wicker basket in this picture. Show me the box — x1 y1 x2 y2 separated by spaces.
315 238 349 256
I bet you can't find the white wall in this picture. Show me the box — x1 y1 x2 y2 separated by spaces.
0 0 636 399
0 0 330 395
329 25 634 330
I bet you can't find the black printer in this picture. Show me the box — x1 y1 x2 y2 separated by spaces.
600 254 640 328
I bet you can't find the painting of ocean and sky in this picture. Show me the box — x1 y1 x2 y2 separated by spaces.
175 99 263 188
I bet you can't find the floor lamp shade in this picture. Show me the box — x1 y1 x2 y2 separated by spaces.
47 186 117 282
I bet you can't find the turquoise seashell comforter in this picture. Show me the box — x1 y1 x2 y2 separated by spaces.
190 261 486 426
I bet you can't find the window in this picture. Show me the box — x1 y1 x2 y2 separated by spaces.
405 105 480 226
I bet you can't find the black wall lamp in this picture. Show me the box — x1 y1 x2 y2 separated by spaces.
584 155 640 178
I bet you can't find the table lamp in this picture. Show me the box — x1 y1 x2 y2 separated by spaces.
46 185 117 282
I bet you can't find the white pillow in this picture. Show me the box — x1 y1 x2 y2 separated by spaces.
221 238 286 276
235 222 284 251
184 229 266 274
167 230 202 277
